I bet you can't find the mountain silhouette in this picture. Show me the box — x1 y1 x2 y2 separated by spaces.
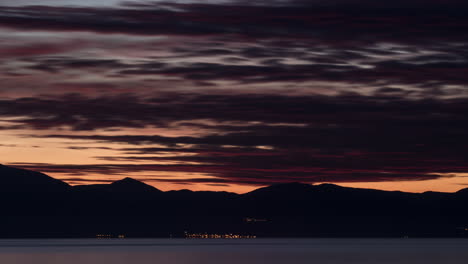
0 164 69 193
74 177 161 194
456 187 468 195
111 177 162 192
0 164 467 238
245 182 315 198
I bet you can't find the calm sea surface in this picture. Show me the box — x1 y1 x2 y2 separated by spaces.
0 238 467 264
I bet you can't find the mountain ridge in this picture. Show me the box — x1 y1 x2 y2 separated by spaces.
2 164 468 195
1 164 468 238
0 164 70 193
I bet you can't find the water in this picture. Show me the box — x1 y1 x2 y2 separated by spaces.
0 238 467 264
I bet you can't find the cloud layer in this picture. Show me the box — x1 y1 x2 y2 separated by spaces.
0 0 467 191
2 93 467 186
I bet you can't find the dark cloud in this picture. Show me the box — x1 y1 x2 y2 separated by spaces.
0 1 466 45
2 1 467 90
119 59 468 86
0 42 83 59
26 58 129 73
20 52 468 87
1 92 466 186
66 146 116 150
1 93 467 132
0 94 154 130
2 0 468 189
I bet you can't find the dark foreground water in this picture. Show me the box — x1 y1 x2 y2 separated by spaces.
0 238 467 264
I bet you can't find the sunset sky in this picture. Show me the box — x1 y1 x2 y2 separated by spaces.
1 0 468 193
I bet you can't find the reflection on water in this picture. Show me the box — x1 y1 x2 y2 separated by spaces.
0 238 467 264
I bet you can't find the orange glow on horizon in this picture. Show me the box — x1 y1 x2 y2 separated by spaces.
2 128 468 194
41 171 468 194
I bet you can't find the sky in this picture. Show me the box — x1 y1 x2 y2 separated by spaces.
1 0 468 193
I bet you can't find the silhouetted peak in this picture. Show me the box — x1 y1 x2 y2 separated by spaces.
244 182 314 198
315 183 341 188
113 177 142 185
0 164 70 193
312 183 348 191
456 187 468 195
111 177 162 192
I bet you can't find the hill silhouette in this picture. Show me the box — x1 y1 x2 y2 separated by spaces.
74 177 162 194
111 177 162 192
0 164 467 238
0 164 69 193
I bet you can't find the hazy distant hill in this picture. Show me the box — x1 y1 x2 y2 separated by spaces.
0 164 467 238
